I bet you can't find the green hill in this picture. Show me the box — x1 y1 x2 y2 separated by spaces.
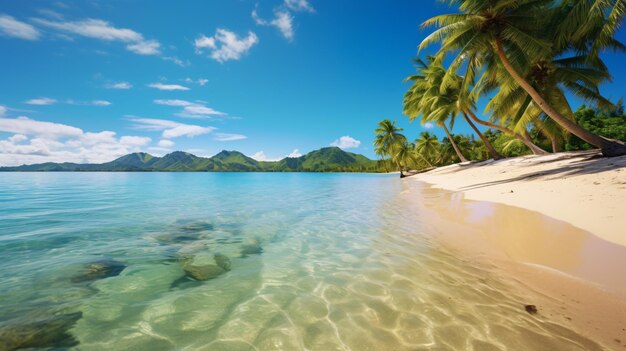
0 147 383 172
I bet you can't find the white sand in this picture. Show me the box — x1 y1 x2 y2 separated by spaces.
413 150 626 247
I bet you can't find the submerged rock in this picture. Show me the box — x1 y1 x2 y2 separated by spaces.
178 220 214 233
213 253 231 271
240 243 263 257
71 260 126 283
0 312 82 351
183 264 225 281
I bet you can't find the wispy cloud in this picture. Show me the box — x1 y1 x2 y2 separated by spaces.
194 29 258 63
154 99 225 118
162 56 190 67
106 81 132 89
252 10 294 41
0 105 6 116
147 83 190 91
423 122 434 129
126 39 160 55
25 97 57 105
184 78 208 86
284 0 315 12
214 133 246 141
0 15 40 40
130 117 215 138
157 139 174 148
330 135 360 149
32 17 161 55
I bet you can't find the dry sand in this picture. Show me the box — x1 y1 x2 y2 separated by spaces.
413 150 626 247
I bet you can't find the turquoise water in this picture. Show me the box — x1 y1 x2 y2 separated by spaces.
0 173 606 350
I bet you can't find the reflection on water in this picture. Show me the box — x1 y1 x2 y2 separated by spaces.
0 173 610 350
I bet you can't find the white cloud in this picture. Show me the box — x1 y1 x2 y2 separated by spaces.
154 99 225 118
184 78 208 86
0 116 151 166
154 99 192 107
284 0 315 12
0 116 81 138
424 122 434 129
130 117 215 139
287 148 302 157
0 15 40 40
0 105 6 116
25 97 57 105
214 133 246 141
91 100 111 106
250 148 301 161
250 151 277 162
120 135 150 147
126 39 160 55
252 10 294 41
32 18 161 56
330 135 361 149
158 139 174 148
147 83 190 91
107 81 132 89
195 29 258 63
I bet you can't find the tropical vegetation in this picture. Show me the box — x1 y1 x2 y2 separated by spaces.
375 0 626 172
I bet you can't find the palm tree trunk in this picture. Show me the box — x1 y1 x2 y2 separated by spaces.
549 136 561 153
441 123 469 162
462 112 503 160
494 37 626 157
465 109 548 155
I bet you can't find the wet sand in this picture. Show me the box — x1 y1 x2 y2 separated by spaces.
402 180 626 349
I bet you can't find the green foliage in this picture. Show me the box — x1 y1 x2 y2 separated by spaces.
1 148 385 173
564 105 626 150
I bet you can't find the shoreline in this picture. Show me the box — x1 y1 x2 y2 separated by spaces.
400 180 626 349
411 150 626 247
402 152 626 349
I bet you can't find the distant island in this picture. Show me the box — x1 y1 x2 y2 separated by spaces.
0 147 384 172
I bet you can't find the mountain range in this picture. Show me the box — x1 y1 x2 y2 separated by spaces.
0 147 383 172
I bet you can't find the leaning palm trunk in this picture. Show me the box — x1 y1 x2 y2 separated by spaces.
465 110 548 155
441 124 469 162
462 112 502 160
494 38 626 157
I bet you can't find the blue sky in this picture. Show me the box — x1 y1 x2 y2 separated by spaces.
0 0 625 166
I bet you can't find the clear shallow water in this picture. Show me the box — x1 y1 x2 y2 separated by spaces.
0 173 607 350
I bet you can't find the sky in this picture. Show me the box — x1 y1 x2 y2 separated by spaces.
0 0 625 166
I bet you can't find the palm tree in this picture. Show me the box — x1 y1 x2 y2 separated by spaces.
415 132 441 165
420 0 626 156
415 57 503 159
374 119 408 176
404 57 470 162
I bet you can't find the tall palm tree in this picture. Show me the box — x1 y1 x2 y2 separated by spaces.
414 57 504 159
404 57 469 162
374 119 408 176
420 0 626 156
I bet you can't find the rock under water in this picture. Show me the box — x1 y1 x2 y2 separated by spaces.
0 312 82 351
213 253 231 271
71 260 127 283
240 243 263 257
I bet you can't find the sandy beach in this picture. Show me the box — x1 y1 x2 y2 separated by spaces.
405 151 626 349
413 150 626 247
